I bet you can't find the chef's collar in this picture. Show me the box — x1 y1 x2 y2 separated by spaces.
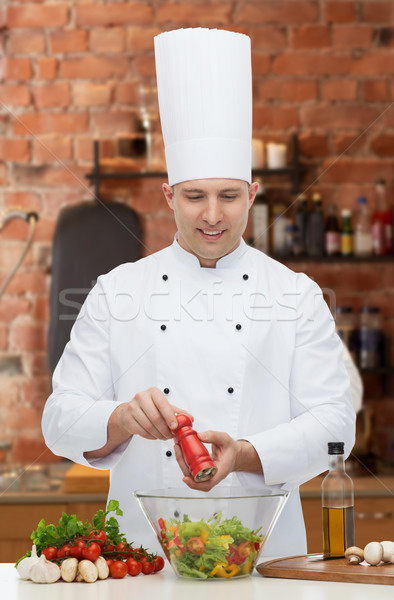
171 233 247 269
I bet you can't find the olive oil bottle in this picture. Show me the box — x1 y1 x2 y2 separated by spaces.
321 442 355 558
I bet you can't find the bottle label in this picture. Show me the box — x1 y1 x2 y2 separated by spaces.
341 233 353 255
325 232 340 255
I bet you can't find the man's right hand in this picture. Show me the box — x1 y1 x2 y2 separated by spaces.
117 387 192 440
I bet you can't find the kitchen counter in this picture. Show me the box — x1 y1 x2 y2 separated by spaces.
1 562 393 600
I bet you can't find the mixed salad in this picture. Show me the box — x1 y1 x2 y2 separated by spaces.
158 512 263 579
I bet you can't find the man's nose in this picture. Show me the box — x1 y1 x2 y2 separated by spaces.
202 199 222 226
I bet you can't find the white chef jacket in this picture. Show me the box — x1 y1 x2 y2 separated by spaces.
42 238 355 557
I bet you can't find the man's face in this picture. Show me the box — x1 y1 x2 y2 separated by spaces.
162 179 258 267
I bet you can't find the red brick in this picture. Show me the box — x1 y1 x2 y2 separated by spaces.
0 323 8 350
0 84 30 106
13 164 89 188
10 321 46 351
333 132 370 155
0 164 8 185
4 190 42 213
251 52 271 75
144 213 177 254
33 135 72 162
36 57 57 80
249 26 287 50
89 27 125 53
272 106 299 130
332 25 373 49
371 135 394 157
253 105 273 130
33 296 49 322
75 138 115 163
0 296 31 321
115 81 138 104
32 82 71 109
0 382 19 410
13 112 88 135
7 4 69 28
92 111 138 135
299 133 329 158
22 376 51 409
235 1 318 24
0 243 33 271
44 190 84 218
157 2 230 24
361 2 392 23
8 405 43 431
49 29 88 54
13 437 61 464
382 105 394 127
0 217 38 241
321 79 358 101
273 52 352 75
325 1 356 23
8 30 45 54
319 159 394 184
133 54 156 77
301 105 379 129
73 83 112 106
352 51 394 75
257 80 317 101
126 27 161 52
60 56 129 79
290 25 331 49
362 79 389 101
0 139 30 162
23 353 49 378
3 58 32 80
76 2 153 26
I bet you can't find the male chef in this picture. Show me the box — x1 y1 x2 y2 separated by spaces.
42 28 355 557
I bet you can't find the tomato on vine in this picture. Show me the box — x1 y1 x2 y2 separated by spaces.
82 542 101 562
109 560 128 579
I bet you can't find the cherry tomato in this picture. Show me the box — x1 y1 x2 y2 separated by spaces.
186 537 205 555
238 541 254 559
89 530 106 545
141 559 155 575
82 542 101 562
42 547 58 561
153 555 165 572
126 557 142 577
105 558 114 569
104 543 115 553
70 540 86 560
57 544 72 558
109 560 128 579
132 547 145 560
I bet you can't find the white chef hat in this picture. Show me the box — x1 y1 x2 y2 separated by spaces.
154 28 252 186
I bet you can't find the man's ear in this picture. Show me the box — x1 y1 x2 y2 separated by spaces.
162 183 174 210
248 182 259 209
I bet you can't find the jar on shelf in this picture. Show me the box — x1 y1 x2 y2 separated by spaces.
359 306 383 369
334 306 358 364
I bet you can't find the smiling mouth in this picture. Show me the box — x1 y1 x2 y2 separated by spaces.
198 229 225 240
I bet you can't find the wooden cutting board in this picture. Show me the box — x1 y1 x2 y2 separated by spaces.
63 464 110 493
256 554 394 585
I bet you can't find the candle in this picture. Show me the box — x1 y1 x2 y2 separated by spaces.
266 142 287 169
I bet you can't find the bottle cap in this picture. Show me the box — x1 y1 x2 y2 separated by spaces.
335 306 353 314
357 196 367 204
328 442 344 455
361 306 380 314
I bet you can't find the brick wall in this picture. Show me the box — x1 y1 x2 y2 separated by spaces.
0 0 393 468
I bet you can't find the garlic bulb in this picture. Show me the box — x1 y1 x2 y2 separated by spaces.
17 545 40 580
29 554 61 584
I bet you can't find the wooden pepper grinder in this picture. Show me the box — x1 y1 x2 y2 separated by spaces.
175 414 217 482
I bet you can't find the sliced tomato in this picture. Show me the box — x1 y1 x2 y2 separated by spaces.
238 541 254 559
186 537 205 556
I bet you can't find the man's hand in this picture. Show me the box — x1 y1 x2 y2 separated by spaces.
174 430 262 492
117 387 191 440
84 387 192 460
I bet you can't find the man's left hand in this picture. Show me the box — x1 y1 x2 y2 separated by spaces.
174 430 262 492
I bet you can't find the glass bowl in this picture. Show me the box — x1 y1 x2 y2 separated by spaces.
135 487 288 580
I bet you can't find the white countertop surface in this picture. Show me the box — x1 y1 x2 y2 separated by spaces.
1 562 393 600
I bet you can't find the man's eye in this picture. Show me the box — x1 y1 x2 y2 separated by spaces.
187 196 203 200
222 195 237 200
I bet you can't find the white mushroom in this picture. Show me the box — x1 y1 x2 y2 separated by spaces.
345 546 364 564
60 557 78 582
363 542 383 566
77 560 98 583
380 541 394 563
94 556 109 580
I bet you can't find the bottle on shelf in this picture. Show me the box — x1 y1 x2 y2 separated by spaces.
334 306 358 364
306 192 325 257
293 194 308 255
372 179 392 255
353 196 373 258
322 442 355 558
271 203 290 256
251 178 270 254
340 209 353 256
325 205 341 256
359 306 383 369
